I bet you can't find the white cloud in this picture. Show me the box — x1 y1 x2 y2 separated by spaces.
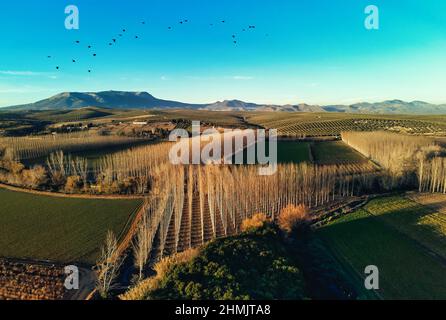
0 70 45 76
231 75 254 80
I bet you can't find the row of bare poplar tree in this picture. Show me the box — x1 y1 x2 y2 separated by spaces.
0 133 138 161
342 131 446 192
130 162 375 280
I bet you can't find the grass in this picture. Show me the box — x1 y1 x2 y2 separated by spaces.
0 188 142 265
312 141 366 164
232 141 311 165
318 197 446 299
364 196 446 260
277 141 311 163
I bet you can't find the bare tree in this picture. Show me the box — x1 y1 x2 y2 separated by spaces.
96 231 124 299
132 212 152 281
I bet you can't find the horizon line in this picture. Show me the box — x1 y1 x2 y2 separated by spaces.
1 90 446 109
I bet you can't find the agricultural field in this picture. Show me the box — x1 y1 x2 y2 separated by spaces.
318 196 446 299
0 133 142 161
0 188 142 264
311 141 368 165
246 112 446 137
235 141 311 164
363 196 446 260
277 141 311 163
21 139 157 168
409 192 446 215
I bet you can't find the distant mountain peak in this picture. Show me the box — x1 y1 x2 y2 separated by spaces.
3 91 446 114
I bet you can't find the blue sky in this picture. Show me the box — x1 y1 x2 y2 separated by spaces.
0 0 445 107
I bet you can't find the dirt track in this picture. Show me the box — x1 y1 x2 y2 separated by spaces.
0 182 144 200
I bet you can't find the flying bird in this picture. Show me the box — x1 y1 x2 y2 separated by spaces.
47 56 51 58
56 66 59 70
93 53 97 57
135 36 139 39
75 40 80 43
87 45 92 49
72 59 76 63
112 39 116 42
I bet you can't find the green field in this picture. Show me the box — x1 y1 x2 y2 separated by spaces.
0 189 142 264
277 141 311 163
233 141 311 164
364 196 446 260
318 196 446 299
232 140 363 165
312 141 366 164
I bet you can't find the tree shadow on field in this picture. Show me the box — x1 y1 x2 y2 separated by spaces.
366 196 446 262
317 207 446 300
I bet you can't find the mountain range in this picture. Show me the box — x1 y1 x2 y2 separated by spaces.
4 91 446 114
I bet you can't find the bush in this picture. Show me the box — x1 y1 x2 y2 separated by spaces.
278 204 310 234
120 249 198 300
241 213 270 232
131 225 305 300
21 165 47 189
64 175 82 193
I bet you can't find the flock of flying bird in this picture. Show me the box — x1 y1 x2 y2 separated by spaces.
47 19 260 74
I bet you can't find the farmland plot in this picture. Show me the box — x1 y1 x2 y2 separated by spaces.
0 188 142 264
318 206 446 299
312 141 369 165
277 141 311 164
364 196 446 260
248 113 446 137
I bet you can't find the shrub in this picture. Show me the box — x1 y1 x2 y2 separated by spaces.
126 225 306 300
21 165 47 189
278 204 310 234
64 175 82 193
241 213 270 232
120 248 198 300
